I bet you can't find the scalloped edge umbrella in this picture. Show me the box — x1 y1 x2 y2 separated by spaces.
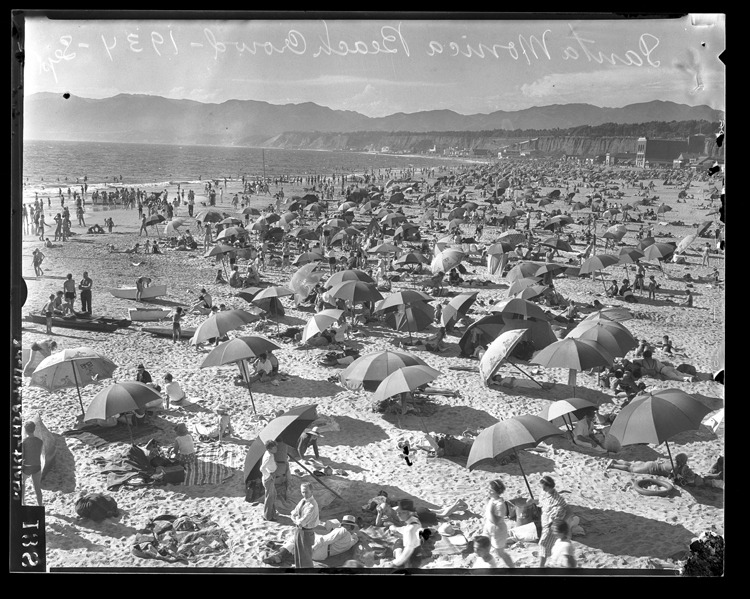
431 249 465 274
539 397 598 442
467 415 564 500
301 309 345 343
566 318 638 358
328 280 383 306
31 347 118 416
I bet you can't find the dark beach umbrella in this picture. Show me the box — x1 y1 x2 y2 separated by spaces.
511 285 547 301
383 302 435 336
293 251 325 266
196 209 227 223
582 307 634 323
490 297 550 321
190 309 261 346
440 292 478 328
506 262 544 283
467 415 564 500
325 269 375 288
394 252 430 267
642 243 676 262
540 237 573 253
241 207 261 216
328 280 383 305
375 290 434 313
608 389 712 472
636 237 656 250
84 381 161 442
506 277 543 296
341 350 428 392
243 404 319 482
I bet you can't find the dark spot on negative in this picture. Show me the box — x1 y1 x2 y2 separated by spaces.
63 93 70 99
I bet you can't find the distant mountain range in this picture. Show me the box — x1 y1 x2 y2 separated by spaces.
23 93 724 147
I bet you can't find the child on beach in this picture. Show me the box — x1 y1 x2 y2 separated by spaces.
471 536 497 569
171 307 183 343
547 519 577 568
647 275 658 300
43 294 56 334
482 479 516 568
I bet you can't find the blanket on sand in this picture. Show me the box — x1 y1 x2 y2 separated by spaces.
63 422 162 448
132 514 229 563
183 443 244 486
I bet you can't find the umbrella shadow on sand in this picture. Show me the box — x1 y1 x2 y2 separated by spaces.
40 435 77 494
319 415 390 447
465 449 557 476
51 511 140 539
570 505 696 559
383 405 500 435
254 375 343 398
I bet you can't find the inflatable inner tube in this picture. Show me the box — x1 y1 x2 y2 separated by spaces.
634 477 674 497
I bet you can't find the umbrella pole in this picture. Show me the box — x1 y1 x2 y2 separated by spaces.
513 448 534 502
564 415 576 444
71 364 86 416
664 441 676 473
289 455 349 505
506 359 545 388
239 361 257 414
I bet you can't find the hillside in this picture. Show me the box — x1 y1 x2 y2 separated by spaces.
23 93 724 147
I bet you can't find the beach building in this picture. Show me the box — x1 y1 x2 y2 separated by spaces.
635 134 710 169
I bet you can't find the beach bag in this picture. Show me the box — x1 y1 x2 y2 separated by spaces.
676 363 697 376
76 493 119 521
511 522 539 542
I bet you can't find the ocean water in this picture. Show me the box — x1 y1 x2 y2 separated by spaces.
22 140 474 202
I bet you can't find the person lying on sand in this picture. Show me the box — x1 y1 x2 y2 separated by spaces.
262 515 360 565
605 452 696 482
634 349 697 382
124 243 140 254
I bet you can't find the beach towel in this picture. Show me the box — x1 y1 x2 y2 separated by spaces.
132 514 230 563
183 443 243 486
63 422 162 449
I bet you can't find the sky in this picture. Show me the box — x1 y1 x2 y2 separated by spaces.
21 12 726 118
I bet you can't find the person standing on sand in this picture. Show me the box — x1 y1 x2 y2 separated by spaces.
22 421 44 506
261 440 278 522
139 213 148 236
482 479 516 567
291 482 320 568
203 223 213 252
547 519 577 568
32 248 44 278
701 242 711 266
171 307 183 344
43 294 56 335
535 476 569 568
63 273 76 312
79 271 92 313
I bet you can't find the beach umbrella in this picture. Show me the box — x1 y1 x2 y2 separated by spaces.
301 194 320 205
608 388 712 472
293 251 325 266
190 309 261 346
431 248 465 274
458 314 557 356
253 286 294 301
656 203 673 214
219 217 243 226
216 226 247 241
571 202 587 211
289 262 323 304
508 209 526 218
676 234 698 254
164 221 183 236
604 224 628 242
204 243 236 258
279 212 299 227
389 192 405 204
490 297 550 321
394 223 420 240
30 347 118 416
539 397 598 439
144 214 165 227
200 336 280 413
534 263 568 280
369 242 400 254
506 262 544 283
338 201 358 212
195 209 227 223
440 292 478 328
341 350 428 392
642 243 676 262
540 237 573 253
531 338 614 396
467 415 564 500
359 200 381 214
497 230 526 246
301 309 344 343
383 302 435 336
394 252 430 267
326 218 349 230
289 226 319 241
243 404 319 482
543 215 574 231
241 207 261 216
328 280 383 305
260 213 281 225
84 381 160 421
448 218 465 231
507 277 543 296
487 242 514 255
371 364 441 404
325 269 375 288
618 247 645 263
375 290 434 313
538 198 552 209
583 307 634 323
381 213 408 227
305 202 325 215
566 318 637 358
511 285 547 301
448 207 466 220
285 200 303 212
580 254 620 291
478 329 529 386
637 237 656 250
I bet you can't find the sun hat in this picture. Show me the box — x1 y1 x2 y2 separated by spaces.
137 364 145 369
216 405 229 414
342 515 357 526
540 475 555 488
308 426 324 437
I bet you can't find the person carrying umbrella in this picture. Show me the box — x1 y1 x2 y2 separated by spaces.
533 476 569 568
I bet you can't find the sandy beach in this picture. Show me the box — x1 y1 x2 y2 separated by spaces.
17 163 725 574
